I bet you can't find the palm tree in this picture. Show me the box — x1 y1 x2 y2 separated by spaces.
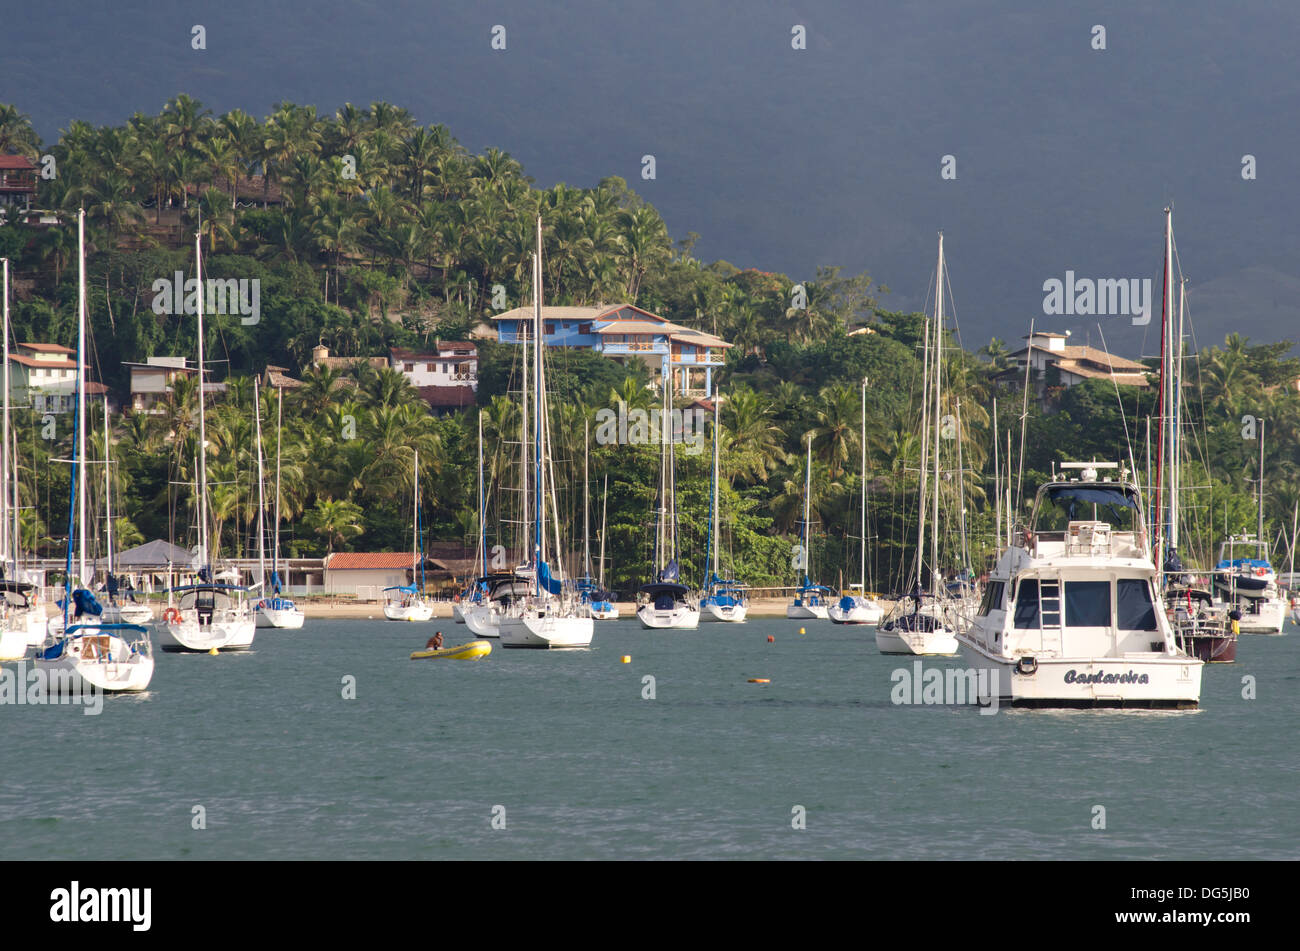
303 498 365 553
0 102 40 158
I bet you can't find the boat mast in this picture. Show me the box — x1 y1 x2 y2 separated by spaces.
478 408 485 578
77 209 88 585
254 377 267 594
916 313 931 594
583 417 591 582
520 252 530 572
103 402 113 582
195 227 210 574
533 216 543 592
1257 419 1266 545
992 396 1000 551
273 385 283 586
709 387 720 586
931 234 943 597
803 433 813 586
860 377 867 591
599 475 608 589
1170 273 1185 555
1154 207 1171 567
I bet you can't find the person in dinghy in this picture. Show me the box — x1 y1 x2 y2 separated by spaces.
424 631 444 651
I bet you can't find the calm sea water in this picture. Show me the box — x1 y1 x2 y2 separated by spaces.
3 617 1297 860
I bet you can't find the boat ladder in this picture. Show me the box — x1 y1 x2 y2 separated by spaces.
1039 579 1062 653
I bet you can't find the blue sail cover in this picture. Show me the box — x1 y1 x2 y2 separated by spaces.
537 560 564 595
658 559 680 583
271 570 282 594
72 588 103 618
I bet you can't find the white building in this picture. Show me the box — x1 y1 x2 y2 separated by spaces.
10 342 109 412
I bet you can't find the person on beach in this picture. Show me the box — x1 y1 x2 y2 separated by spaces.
425 631 444 651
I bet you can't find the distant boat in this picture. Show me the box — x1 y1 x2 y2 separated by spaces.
829 377 883 626
637 363 699 630
34 209 153 691
384 450 434 622
99 404 153 626
578 423 620 620
786 435 829 620
255 382 304 629
700 389 747 622
498 217 594 648
158 227 256 652
877 233 959 655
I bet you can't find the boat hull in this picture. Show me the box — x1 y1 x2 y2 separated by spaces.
701 601 747 623
1235 597 1286 634
786 604 828 620
637 604 700 629
157 615 252 652
876 625 959 655
383 602 434 622
0 625 27 660
498 613 594 649
828 601 884 625
462 604 501 637
958 637 1202 708
256 604 305 628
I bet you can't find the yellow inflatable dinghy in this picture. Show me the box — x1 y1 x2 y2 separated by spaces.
410 639 492 661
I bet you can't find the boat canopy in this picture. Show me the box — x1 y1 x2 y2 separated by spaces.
1033 483 1140 531
384 585 418 594
167 583 251 593
639 582 690 597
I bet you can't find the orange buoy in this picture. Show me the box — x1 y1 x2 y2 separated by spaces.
620 655 631 664
748 678 770 683
767 635 775 643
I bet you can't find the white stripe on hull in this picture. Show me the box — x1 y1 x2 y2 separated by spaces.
701 602 747 622
786 604 828 620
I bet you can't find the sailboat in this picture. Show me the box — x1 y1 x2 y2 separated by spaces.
453 410 486 625
578 421 620 620
829 377 884 625
877 233 959 655
498 217 595 648
700 389 747 622
1152 212 1236 661
786 436 830 619
98 404 152 625
34 208 154 691
255 382 304 628
1211 415 1286 634
157 227 257 652
383 450 435 621
636 361 700 630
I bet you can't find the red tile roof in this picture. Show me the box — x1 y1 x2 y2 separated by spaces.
18 342 74 353
0 155 37 170
325 552 446 571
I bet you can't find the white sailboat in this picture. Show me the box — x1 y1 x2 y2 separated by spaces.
99 405 152 625
34 209 154 691
157 227 256 652
2 256 47 651
578 422 620 620
255 382 304 628
499 217 594 648
786 435 831 620
877 234 959 655
829 377 884 626
636 357 699 630
383 450 435 622
700 389 747 622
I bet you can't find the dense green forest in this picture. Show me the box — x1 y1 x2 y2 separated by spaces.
2 98 1299 594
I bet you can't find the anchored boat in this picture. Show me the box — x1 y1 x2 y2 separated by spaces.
959 462 1203 708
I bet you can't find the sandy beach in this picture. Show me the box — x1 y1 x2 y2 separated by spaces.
292 596 896 620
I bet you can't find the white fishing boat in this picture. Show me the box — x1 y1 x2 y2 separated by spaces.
700 390 748 623
636 358 699 631
829 377 884 626
786 436 829 620
255 383 304 629
158 228 255 652
499 218 593 648
1214 535 1285 634
959 461 1202 708
383 450 435 622
33 209 154 692
877 234 961 655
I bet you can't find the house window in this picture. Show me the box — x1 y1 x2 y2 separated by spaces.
426 363 435 372
545 323 556 335
579 323 592 334
405 363 414 372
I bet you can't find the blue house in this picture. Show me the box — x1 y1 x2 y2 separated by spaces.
491 303 731 396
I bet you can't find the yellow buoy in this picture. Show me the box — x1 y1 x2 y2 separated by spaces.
621 655 631 664
208 648 219 655
799 627 806 635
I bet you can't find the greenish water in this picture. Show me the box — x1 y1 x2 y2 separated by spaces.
2 618 1296 860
